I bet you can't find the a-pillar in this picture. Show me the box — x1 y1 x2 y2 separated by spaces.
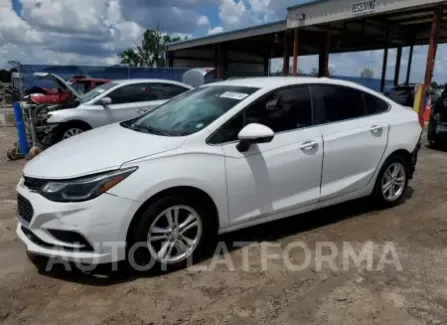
283 31 290 76
418 3 442 125
292 28 299 76
380 26 390 93
393 46 402 86
318 33 331 77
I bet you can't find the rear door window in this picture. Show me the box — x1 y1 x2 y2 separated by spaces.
149 83 190 100
311 85 366 123
108 83 150 104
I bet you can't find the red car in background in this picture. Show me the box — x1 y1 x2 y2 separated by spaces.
27 73 110 105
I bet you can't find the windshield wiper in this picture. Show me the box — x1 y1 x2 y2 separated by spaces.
131 124 170 136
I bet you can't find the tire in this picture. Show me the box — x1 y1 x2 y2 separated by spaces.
372 154 410 208
128 195 217 272
57 122 91 142
427 122 437 147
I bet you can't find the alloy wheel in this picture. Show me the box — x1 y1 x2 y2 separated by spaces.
147 205 203 264
62 128 84 139
381 162 406 201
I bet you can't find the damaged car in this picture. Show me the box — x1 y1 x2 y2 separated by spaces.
40 77 192 145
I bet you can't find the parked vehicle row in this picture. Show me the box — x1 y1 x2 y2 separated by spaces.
16 77 422 271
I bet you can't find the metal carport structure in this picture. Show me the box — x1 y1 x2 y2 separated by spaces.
166 0 447 118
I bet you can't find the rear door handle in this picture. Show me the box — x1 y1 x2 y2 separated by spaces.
300 140 318 152
370 125 383 134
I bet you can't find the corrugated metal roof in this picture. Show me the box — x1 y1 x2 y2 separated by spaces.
167 20 286 51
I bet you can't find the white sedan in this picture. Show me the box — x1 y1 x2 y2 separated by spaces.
16 77 422 270
36 73 192 142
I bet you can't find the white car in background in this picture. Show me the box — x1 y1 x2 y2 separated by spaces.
39 74 192 141
16 77 422 271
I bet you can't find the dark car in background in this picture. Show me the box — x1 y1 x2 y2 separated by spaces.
384 84 441 107
428 86 447 146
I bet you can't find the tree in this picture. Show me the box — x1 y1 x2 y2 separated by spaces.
118 49 142 67
431 81 438 88
310 67 318 76
360 68 374 79
118 27 185 67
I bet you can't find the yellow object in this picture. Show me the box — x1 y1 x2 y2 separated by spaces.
413 84 422 115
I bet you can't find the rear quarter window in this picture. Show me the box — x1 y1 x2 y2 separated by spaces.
364 92 389 114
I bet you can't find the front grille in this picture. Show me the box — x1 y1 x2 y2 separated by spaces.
23 176 46 192
17 194 34 223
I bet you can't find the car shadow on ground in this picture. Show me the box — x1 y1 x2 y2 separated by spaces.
30 187 414 286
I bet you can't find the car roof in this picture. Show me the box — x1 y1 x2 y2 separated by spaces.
205 77 373 92
111 78 192 88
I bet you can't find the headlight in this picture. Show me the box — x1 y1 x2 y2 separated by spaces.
39 167 137 202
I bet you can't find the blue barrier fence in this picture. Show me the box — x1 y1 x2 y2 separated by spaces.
18 64 190 91
17 64 394 93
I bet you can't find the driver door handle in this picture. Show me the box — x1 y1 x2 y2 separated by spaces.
300 140 318 152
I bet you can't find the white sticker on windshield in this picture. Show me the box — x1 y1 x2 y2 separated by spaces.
220 91 248 100
96 89 105 93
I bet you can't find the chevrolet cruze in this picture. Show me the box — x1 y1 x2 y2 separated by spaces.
16 77 422 270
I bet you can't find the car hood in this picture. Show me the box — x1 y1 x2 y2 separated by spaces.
23 123 186 179
33 72 81 99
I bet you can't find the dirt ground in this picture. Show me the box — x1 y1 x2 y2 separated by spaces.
0 126 446 325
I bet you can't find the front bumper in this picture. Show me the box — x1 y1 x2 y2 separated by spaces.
16 181 140 264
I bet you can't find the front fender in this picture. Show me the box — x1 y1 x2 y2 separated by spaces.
47 109 90 125
108 152 229 229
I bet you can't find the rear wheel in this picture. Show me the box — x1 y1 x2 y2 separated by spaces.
372 155 409 207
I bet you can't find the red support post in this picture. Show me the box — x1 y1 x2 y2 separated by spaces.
418 3 442 125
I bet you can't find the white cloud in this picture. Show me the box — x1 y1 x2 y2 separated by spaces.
120 0 217 34
218 0 258 28
208 26 224 35
198 16 210 26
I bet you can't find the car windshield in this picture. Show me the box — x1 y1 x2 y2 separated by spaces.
78 82 116 103
125 85 259 136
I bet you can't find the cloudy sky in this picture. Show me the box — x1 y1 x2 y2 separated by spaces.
1 0 447 83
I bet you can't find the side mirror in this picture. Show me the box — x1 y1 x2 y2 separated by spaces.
99 97 112 106
236 123 274 152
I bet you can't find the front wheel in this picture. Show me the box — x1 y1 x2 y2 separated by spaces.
128 195 217 272
372 155 409 208
57 122 91 142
